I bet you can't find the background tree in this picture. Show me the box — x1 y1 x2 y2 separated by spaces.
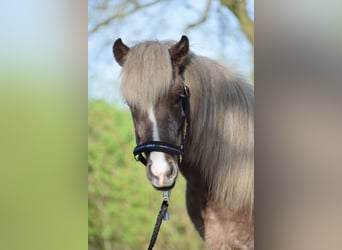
88 0 254 103
89 0 253 47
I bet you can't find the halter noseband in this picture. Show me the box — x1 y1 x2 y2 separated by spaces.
133 84 190 166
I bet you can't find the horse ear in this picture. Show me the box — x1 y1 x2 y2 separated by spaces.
169 35 189 65
113 38 130 66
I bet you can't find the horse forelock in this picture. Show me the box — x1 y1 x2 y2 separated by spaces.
120 41 173 111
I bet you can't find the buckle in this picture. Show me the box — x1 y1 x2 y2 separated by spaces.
183 84 190 97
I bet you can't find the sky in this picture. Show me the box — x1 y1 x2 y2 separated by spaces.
88 0 254 106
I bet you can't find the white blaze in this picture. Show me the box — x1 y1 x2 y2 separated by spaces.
148 107 169 185
148 107 160 141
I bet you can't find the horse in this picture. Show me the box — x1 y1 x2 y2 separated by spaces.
112 36 254 250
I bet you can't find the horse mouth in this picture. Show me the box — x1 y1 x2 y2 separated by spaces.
152 181 176 191
150 173 178 191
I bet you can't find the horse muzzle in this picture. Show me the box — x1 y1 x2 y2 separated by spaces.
146 151 179 190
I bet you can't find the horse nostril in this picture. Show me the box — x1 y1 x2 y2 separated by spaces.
147 162 152 169
146 162 156 178
167 167 173 177
167 161 177 177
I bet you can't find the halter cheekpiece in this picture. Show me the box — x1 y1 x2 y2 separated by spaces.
133 83 190 166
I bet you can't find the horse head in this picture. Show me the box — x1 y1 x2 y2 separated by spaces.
113 36 190 190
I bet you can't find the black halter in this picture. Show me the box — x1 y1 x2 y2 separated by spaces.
133 84 190 166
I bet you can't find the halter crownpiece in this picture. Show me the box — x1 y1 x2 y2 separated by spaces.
133 83 190 166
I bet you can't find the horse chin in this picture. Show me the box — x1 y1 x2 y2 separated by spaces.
150 171 178 191
152 181 176 191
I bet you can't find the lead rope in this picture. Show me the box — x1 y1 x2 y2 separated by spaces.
147 191 170 250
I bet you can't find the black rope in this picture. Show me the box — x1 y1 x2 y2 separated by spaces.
147 200 169 250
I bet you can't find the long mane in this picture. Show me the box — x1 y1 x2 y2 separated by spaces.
121 41 254 214
183 54 254 214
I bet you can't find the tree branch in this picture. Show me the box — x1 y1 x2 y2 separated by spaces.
89 0 163 34
220 0 254 45
184 0 213 33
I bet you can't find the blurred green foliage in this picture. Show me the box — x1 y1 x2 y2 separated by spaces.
88 100 205 250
